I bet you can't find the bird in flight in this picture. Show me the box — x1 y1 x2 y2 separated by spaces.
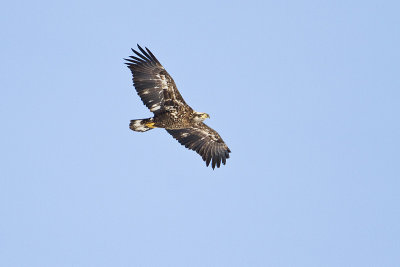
125 45 231 169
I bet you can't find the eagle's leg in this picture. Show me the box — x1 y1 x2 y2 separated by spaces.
129 118 157 132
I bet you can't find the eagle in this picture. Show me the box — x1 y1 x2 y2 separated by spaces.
125 45 231 169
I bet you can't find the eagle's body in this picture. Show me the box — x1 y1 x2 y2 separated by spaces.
153 106 195 129
125 45 231 169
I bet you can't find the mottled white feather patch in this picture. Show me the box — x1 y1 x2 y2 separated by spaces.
150 104 161 112
180 132 189 138
132 120 147 132
159 74 169 89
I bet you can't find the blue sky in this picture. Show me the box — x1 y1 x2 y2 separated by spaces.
1 0 399 266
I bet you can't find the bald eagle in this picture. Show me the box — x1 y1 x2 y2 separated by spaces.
125 45 231 169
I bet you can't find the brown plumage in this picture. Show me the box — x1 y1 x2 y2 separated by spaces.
125 45 231 169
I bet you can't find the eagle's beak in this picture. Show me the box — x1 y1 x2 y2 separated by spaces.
204 113 210 119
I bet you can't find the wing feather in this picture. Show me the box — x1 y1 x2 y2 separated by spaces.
132 47 149 61
125 45 188 114
145 47 161 64
166 123 231 169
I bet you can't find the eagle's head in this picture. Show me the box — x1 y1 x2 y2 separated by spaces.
193 112 210 122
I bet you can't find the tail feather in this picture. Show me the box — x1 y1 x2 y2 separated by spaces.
130 118 155 132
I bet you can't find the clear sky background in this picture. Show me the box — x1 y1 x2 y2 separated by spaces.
1 0 399 266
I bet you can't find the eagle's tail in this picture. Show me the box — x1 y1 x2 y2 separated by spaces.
129 118 156 132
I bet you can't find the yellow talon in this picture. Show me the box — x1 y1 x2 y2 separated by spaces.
146 122 156 128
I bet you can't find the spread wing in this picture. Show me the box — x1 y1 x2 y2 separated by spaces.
124 45 188 114
166 123 231 169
